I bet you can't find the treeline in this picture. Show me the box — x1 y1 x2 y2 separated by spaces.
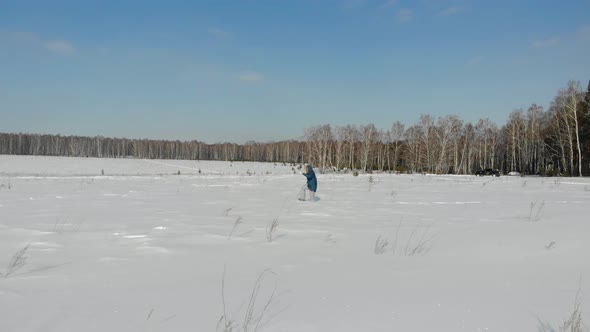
0 134 307 163
304 81 590 176
1 80 589 175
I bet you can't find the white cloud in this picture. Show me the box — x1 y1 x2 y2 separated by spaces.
10 31 37 41
396 9 414 23
239 71 264 82
207 27 230 38
45 40 76 55
1 30 76 55
342 0 368 10
381 0 398 9
531 37 559 49
510 58 531 66
438 7 461 17
466 56 484 67
577 25 590 39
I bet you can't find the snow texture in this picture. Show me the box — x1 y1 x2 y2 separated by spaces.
0 155 589 331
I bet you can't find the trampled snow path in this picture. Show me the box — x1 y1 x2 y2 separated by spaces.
0 155 589 331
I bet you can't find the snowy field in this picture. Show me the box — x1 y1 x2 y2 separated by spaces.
1 155 589 332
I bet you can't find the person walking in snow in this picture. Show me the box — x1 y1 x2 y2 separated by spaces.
299 164 317 201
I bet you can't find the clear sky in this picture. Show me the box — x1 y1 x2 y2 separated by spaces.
1 0 589 143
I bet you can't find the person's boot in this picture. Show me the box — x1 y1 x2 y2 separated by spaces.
298 187 306 201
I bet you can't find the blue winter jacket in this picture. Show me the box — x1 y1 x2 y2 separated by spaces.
303 165 317 192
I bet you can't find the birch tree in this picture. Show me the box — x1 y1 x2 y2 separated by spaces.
390 121 405 172
359 124 378 172
435 115 462 174
561 81 584 176
304 125 333 169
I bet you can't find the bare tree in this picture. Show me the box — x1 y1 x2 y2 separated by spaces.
333 126 347 170
376 130 388 171
304 125 333 170
390 121 405 172
505 110 526 173
343 125 359 170
359 124 377 172
561 81 584 176
435 115 462 174
417 115 435 172
404 125 421 173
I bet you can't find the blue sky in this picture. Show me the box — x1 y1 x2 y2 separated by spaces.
1 0 589 143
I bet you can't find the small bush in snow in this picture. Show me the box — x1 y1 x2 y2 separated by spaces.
374 235 389 254
545 241 556 250
375 221 435 257
392 221 435 257
553 179 562 188
222 208 233 217
53 217 83 234
402 225 434 256
529 200 545 222
353 171 359 177
266 217 279 243
228 216 243 240
537 288 584 332
1 244 30 278
217 266 278 332
558 290 584 332
325 233 336 243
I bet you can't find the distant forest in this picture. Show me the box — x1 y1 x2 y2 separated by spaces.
2 80 590 176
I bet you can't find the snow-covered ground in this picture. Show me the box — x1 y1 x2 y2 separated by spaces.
0 155 589 332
